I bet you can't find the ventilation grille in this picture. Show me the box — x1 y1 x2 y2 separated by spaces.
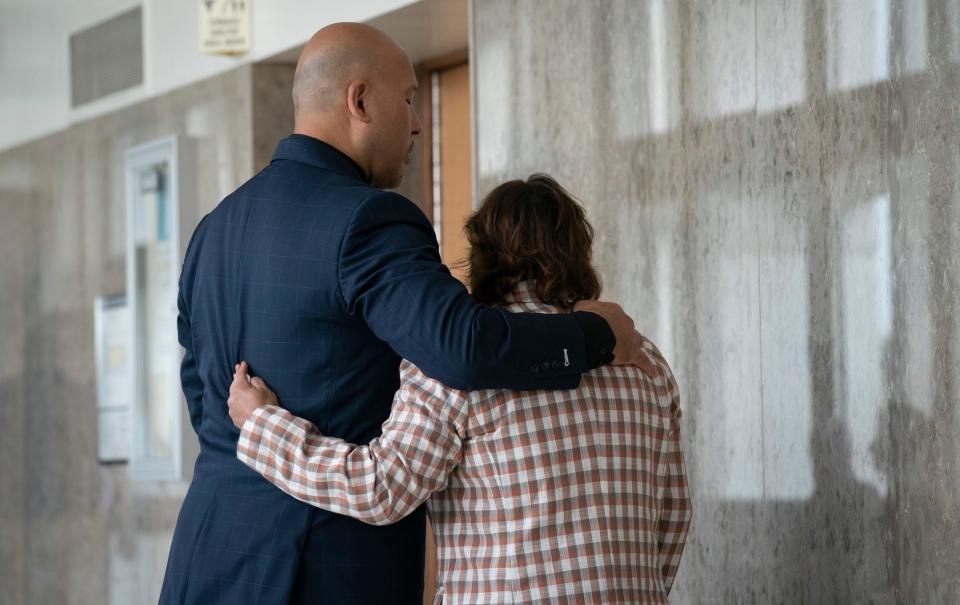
70 7 143 107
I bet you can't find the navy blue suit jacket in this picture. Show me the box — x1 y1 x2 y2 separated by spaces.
159 135 614 604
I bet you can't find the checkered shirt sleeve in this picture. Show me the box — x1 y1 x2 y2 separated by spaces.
236 361 469 526
656 370 692 594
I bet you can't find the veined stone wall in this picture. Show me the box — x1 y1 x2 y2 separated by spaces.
472 0 960 602
0 62 297 604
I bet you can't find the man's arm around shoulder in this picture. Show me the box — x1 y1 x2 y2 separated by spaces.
338 191 622 390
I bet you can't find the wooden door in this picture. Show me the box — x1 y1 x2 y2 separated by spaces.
437 61 472 284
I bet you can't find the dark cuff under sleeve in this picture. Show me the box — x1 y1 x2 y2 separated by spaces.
572 311 616 369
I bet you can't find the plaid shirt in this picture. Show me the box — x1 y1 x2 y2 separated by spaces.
238 283 691 604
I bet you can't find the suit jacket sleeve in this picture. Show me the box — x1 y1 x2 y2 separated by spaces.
338 192 614 391
177 219 207 433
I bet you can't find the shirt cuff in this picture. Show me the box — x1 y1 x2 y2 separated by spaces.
237 404 287 470
572 311 616 369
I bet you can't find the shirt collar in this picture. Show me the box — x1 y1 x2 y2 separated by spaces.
501 281 566 315
271 134 367 182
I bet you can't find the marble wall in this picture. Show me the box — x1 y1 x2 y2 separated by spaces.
473 0 960 602
0 62 294 605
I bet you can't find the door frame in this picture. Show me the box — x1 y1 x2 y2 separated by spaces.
414 48 469 223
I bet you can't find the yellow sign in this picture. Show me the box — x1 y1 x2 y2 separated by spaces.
199 0 251 56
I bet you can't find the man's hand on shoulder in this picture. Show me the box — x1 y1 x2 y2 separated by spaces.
574 300 657 377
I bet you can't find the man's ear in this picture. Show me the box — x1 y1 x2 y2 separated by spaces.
346 81 371 123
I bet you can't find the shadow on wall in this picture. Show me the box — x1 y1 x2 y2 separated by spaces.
658 1 958 602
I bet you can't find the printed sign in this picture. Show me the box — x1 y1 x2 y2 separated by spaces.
199 0 251 56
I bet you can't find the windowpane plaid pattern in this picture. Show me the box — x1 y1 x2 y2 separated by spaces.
238 283 691 604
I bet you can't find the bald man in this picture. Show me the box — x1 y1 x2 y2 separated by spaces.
160 23 644 605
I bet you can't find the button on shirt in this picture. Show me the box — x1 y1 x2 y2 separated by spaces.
237 282 692 604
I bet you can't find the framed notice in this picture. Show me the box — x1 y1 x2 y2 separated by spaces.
125 136 197 482
199 0 251 56
95 295 133 463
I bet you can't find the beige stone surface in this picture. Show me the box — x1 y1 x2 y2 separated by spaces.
473 0 960 602
0 65 257 605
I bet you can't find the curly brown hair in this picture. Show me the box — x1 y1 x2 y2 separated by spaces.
461 174 601 308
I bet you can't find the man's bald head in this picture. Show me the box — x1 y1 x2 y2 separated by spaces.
292 23 408 122
289 23 421 188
